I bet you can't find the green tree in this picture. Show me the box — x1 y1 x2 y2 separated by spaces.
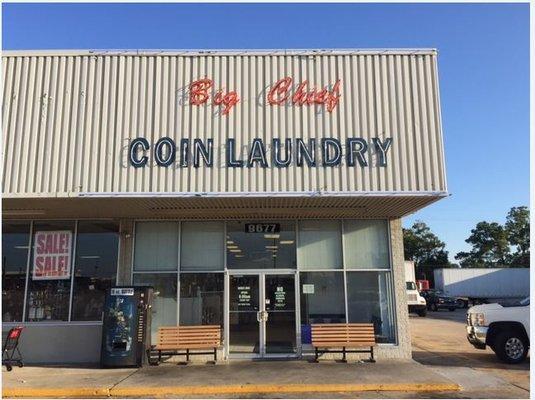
403 221 451 281
454 221 510 268
505 206 530 267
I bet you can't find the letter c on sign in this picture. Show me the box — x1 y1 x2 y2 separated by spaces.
129 138 149 168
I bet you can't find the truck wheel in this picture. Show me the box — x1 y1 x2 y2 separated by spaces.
494 331 528 364
417 309 427 317
456 299 468 308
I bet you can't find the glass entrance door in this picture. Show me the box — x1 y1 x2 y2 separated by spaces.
229 275 260 355
228 272 297 358
265 274 296 354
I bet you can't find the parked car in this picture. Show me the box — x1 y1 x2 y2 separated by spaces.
466 297 530 364
421 289 457 311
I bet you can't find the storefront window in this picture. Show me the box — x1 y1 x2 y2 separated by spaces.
179 273 224 326
344 220 390 269
181 222 224 271
133 273 177 344
227 222 296 269
2 221 31 322
134 222 178 271
25 221 75 322
298 221 342 269
71 221 119 321
346 272 395 343
300 271 345 324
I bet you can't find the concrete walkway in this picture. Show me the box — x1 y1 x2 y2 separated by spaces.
2 360 459 398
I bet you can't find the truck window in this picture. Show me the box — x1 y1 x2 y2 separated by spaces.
406 282 417 290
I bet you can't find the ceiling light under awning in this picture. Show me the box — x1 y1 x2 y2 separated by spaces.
280 240 294 245
229 249 242 253
265 246 278 249
264 234 280 239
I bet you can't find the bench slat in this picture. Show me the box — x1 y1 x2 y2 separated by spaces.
311 323 376 348
156 325 222 350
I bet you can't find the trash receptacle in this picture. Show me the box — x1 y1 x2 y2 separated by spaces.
100 286 153 368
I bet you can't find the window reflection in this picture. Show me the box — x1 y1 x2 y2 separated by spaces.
227 222 296 269
347 272 395 343
300 271 345 324
133 273 177 345
71 221 119 321
179 273 224 326
298 220 342 269
181 222 224 271
2 221 31 322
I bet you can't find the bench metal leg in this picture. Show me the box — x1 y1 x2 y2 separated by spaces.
342 347 347 363
186 349 190 362
158 350 162 364
314 347 319 363
369 346 376 362
213 348 217 363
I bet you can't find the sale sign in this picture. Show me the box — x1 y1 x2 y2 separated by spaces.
33 231 72 280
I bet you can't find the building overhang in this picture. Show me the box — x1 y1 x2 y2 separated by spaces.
3 192 448 220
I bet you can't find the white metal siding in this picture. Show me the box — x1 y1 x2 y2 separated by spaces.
2 50 447 197
434 268 530 298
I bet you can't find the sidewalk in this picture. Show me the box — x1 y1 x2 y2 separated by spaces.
2 359 460 398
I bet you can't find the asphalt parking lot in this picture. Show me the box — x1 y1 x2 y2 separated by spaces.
409 308 530 399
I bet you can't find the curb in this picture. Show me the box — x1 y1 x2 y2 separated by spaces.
3 383 461 398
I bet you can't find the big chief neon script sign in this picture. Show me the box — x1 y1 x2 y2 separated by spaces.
189 77 341 115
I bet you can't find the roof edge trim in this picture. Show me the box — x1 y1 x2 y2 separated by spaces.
76 191 449 198
2 48 438 57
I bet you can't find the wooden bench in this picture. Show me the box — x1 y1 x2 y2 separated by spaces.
311 323 376 362
153 325 221 365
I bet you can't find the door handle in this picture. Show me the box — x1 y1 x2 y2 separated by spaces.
257 310 268 322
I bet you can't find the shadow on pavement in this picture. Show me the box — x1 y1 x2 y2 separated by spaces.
413 350 529 371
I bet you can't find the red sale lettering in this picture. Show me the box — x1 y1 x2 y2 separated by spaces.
57 255 68 272
44 256 53 274
35 256 44 271
59 233 69 253
36 234 46 255
45 234 54 253
32 231 72 279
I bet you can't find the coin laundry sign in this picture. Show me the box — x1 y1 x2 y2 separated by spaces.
129 137 393 169
128 76 393 169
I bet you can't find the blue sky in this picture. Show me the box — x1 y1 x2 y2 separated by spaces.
2 3 530 260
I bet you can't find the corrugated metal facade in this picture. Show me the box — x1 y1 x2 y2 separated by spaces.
2 50 447 197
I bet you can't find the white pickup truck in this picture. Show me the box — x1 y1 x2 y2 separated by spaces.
466 297 530 363
404 261 427 316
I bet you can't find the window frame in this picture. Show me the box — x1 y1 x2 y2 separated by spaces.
2 220 33 323
2 219 121 324
129 218 398 347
